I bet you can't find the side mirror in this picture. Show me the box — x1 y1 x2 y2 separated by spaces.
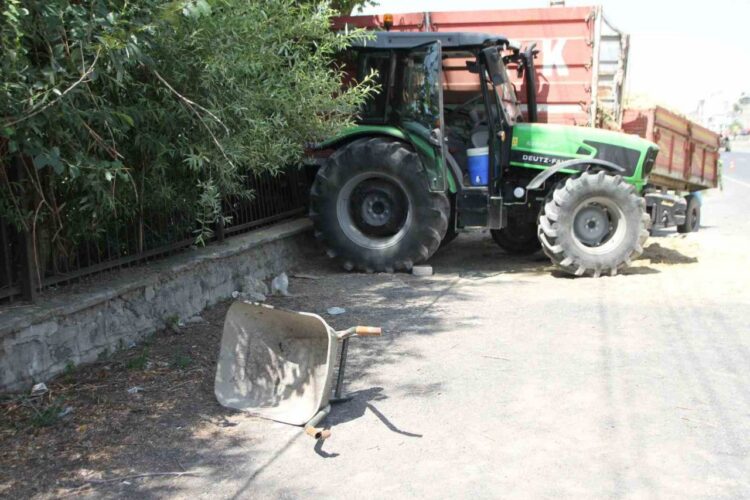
481 46 506 85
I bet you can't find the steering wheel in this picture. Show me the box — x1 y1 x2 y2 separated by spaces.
444 95 485 123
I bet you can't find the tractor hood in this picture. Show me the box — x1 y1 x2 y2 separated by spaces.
510 123 658 184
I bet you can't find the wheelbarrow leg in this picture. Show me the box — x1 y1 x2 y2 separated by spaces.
304 405 332 440
330 337 353 404
305 326 381 439
304 338 351 440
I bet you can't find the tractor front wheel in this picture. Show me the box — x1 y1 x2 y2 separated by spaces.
538 171 649 277
309 138 449 272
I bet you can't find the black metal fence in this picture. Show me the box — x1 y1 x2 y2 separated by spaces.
0 167 313 304
0 219 21 302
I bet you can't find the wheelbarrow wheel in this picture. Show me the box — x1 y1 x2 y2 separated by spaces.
310 137 449 272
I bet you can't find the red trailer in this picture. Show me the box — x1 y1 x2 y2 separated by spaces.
622 106 720 192
334 6 629 128
621 106 719 232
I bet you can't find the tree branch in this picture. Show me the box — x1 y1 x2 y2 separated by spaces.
152 70 230 135
152 70 235 170
80 119 123 160
4 50 101 128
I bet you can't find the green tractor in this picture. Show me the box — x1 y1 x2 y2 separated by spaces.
309 32 658 277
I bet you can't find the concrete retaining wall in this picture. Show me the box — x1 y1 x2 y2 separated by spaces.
0 218 313 392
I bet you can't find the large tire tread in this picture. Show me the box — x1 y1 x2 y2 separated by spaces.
309 137 449 272
439 194 459 248
538 171 649 277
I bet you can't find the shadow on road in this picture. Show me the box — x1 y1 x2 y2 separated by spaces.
431 234 554 276
436 233 663 277
550 265 660 279
329 387 422 437
313 387 423 458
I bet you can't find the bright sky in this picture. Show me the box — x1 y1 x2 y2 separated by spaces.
359 0 750 115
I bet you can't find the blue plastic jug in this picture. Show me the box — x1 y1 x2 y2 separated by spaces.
467 147 489 186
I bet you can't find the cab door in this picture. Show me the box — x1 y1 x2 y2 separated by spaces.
397 41 446 192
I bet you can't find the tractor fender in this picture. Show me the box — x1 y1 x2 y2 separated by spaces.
313 127 410 151
313 128 459 194
526 158 625 191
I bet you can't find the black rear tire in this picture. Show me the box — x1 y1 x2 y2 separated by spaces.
440 194 459 248
490 218 541 254
538 171 649 277
309 137 449 272
677 195 700 233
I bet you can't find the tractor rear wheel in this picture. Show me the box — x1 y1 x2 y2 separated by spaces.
538 171 649 277
309 137 449 272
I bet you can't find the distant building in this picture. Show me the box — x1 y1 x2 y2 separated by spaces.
690 91 734 133
737 93 750 132
691 91 750 134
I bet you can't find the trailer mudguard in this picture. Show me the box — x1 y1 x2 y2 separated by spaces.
526 158 626 191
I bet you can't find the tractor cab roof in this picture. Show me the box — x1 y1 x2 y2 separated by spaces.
350 31 510 50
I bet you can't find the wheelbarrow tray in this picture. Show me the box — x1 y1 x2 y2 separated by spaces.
214 302 337 426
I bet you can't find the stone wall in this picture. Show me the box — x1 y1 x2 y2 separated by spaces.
0 218 313 392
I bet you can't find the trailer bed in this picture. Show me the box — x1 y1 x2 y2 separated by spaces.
622 107 719 192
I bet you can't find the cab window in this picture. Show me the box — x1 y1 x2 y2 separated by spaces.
356 52 392 122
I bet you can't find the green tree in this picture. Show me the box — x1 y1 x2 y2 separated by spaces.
1 0 375 268
327 0 378 15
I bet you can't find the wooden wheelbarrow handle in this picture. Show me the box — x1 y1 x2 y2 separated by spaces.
336 326 382 339
355 326 382 336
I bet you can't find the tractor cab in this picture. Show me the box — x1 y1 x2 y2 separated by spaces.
346 31 538 231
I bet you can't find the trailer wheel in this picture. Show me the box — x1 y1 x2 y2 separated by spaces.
490 218 540 254
677 195 700 233
309 137 449 272
538 171 649 277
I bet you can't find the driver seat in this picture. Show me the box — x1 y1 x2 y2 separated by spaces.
468 108 489 148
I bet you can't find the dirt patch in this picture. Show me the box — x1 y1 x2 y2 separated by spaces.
0 252 444 499
639 233 701 266
0 303 241 499
641 242 699 265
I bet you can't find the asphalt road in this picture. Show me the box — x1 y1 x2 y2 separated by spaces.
148 153 750 499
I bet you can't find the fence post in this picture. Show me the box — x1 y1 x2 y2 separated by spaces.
13 158 37 302
18 227 37 302
216 216 225 242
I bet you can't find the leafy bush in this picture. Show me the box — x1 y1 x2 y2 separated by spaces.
1 0 374 265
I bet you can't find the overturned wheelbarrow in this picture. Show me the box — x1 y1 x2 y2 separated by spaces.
215 301 381 440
